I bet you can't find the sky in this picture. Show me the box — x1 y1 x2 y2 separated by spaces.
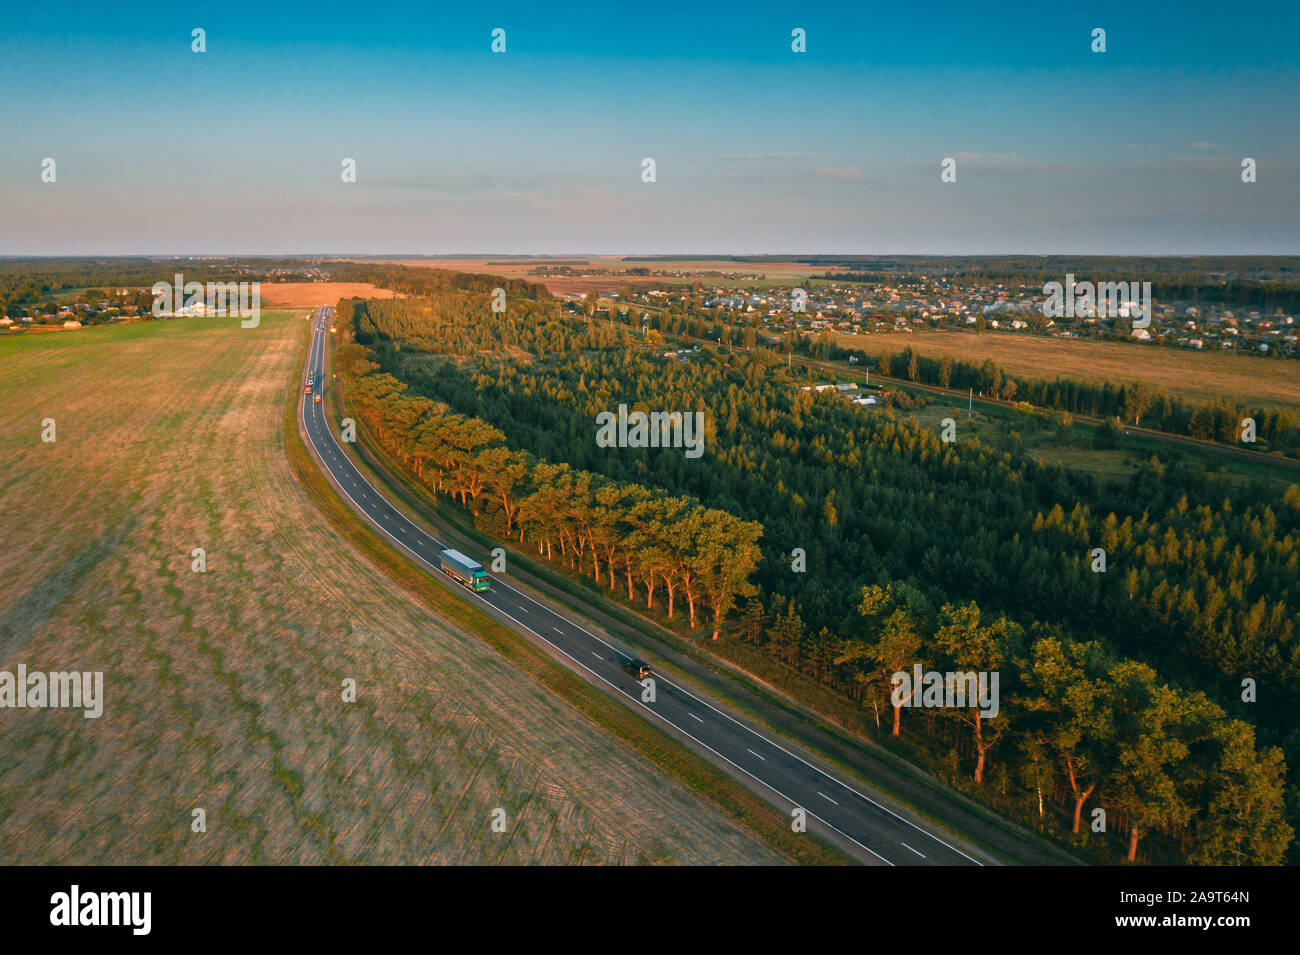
1 1 1298 255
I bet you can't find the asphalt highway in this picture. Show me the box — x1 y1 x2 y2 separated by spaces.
299 307 986 866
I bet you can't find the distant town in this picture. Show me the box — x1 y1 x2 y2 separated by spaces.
565 276 1299 359
7 260 1297 364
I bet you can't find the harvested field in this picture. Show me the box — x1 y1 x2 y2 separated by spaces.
259 282 400 308
828 328 1300 409
0 314 784 865
372 257 819 295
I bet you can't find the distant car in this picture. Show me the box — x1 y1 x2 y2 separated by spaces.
623 658 652 680
305 384 312 394
314 395 322 404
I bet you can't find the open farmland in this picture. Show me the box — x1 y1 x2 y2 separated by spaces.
259 282 400 308
830 327 1300 409
378 256 820 294
0 314 785 865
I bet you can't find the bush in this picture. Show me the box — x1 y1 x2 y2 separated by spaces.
1093 416 1124 449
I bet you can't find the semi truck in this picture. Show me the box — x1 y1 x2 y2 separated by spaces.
439 549 491 592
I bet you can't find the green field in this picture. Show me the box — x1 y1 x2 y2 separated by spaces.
898 394 1296 489
0 313 786 864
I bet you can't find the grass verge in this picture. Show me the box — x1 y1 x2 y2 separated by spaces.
288 323 853 866
323 329 1079 865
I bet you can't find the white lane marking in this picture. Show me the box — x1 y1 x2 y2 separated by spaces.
818 791 839 806
746 748 765 760
901 843 925 858
298 331 899 868
592 653 603 660
463 598 896 867
689 713 704 723
305 416 893 866
553 627 564 634
486 573 981 865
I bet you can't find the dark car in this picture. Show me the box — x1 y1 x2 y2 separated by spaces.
623 658 652 680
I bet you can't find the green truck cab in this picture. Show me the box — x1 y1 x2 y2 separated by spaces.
439 549 491 592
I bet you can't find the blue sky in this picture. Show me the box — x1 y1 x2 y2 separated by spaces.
2 1 1297 254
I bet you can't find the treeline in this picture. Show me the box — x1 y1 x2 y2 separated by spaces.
1148 278 1300 312
348 291 578 359
604 308 1300 455
830 344 1300 456
822 272 1300 312
817 272 931 286
0 256 306 297
0 258 297 317
0 256 552 319
331 263 552 303
341 289 1299 863
805 255 1300 283
334 319 762 638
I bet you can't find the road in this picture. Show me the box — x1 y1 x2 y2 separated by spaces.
299 307 986 866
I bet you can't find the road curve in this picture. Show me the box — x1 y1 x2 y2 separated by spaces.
298 307 987 866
